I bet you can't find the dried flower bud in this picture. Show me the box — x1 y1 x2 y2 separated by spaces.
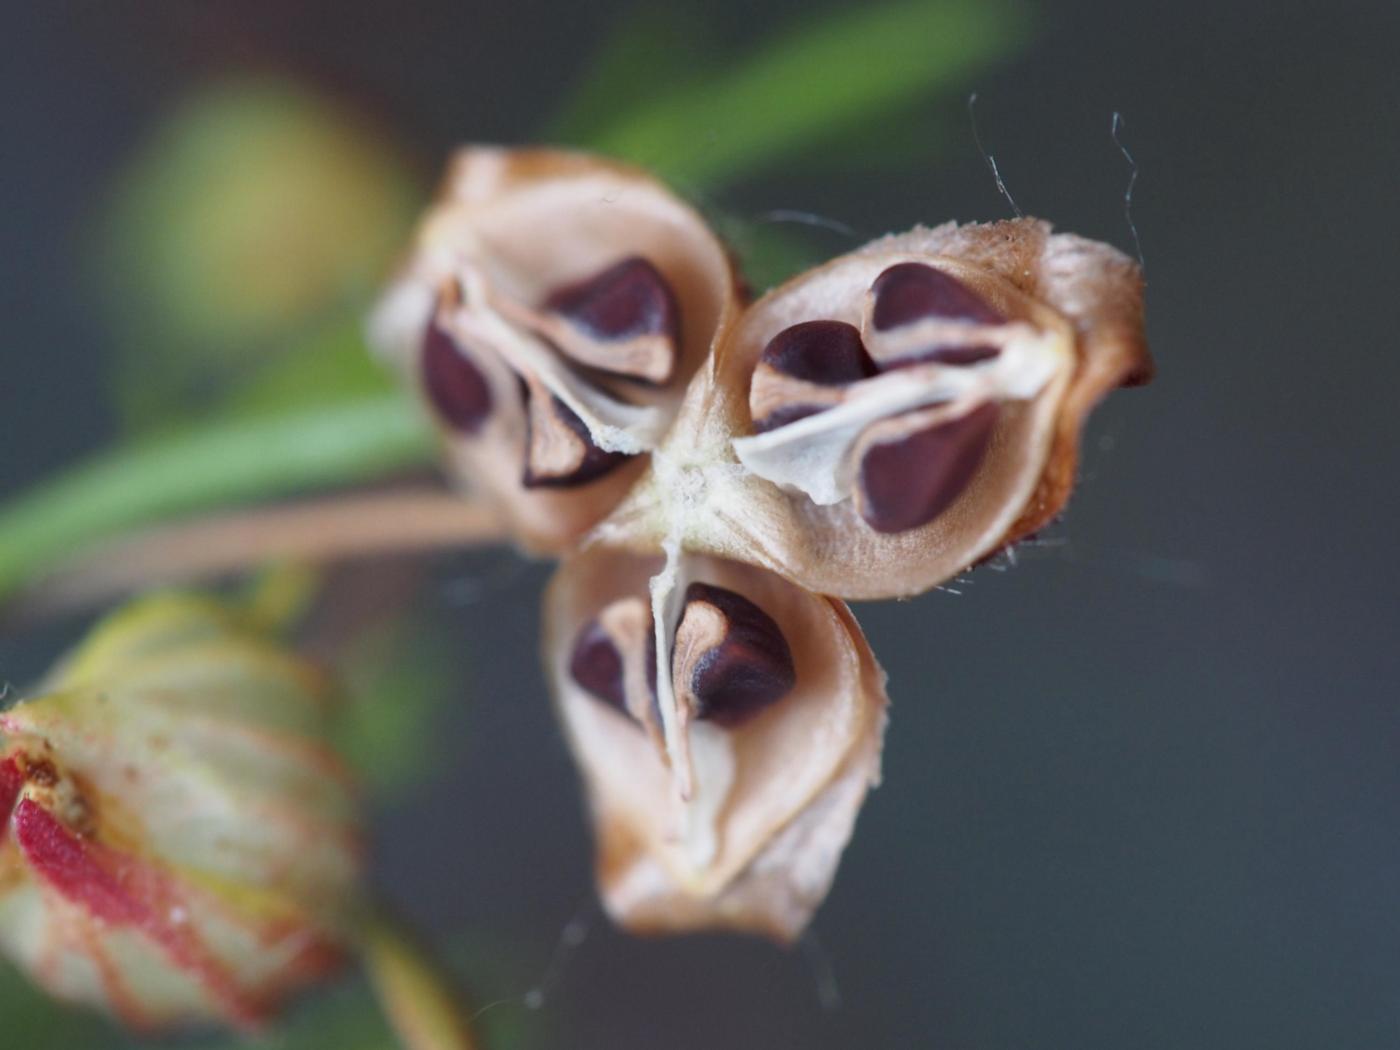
0 595 362 1032
545 547 887 941
599 218 1152 599
370 147 743 553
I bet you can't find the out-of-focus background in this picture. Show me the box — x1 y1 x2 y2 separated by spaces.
3 1 1399 1047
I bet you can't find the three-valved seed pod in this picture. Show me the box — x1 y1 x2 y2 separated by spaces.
544 547 888 941
596 218 1152 599
370 147 744 553
373 146 1153 945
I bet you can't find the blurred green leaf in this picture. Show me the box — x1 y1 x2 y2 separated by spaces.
584 0 1026 190
224 319 399 416
778 103 955 175
0 394 433 604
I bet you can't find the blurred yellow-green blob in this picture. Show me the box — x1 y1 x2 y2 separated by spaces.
93 76 424 428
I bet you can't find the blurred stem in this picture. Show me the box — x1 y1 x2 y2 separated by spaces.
362 912 480 1050
0 394 435 608
8 487 504 622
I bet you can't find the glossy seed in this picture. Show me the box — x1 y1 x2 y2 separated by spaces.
857 401 1001 533
677 583 796 727
544 256 680 350
569 619 628 713
570 608 659 729
870 262 1005 329
758 321 877 385
421 321 494 434
521 392 632 489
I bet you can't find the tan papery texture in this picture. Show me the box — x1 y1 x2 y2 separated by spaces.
369 147 745 554
544 549 888 941
596 218 1150 598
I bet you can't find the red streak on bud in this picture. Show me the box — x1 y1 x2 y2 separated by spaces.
0 757 23 843
11 798 266 1030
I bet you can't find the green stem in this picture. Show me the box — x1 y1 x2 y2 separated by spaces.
0 394 434 602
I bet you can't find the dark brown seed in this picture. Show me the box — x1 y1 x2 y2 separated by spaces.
677 583 796 727
570 608 659 729
758 320 877 385
570 618 628 713
870 262 1005 329
521 391 632 489
857 402 1001 533
421 321 494 434
544 256 680 350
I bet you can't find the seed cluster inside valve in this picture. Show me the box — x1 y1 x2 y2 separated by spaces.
743 261 1044 534
370 149 740 552
421 255 682 489
545 545 889 939
570 579 796 741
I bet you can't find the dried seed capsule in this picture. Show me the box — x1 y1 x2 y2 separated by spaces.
369 147 742 554
598 218 1151 599
545 548 887 942
0 595 362 1032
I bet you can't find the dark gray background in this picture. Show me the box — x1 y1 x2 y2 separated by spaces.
4 1 1399 1047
